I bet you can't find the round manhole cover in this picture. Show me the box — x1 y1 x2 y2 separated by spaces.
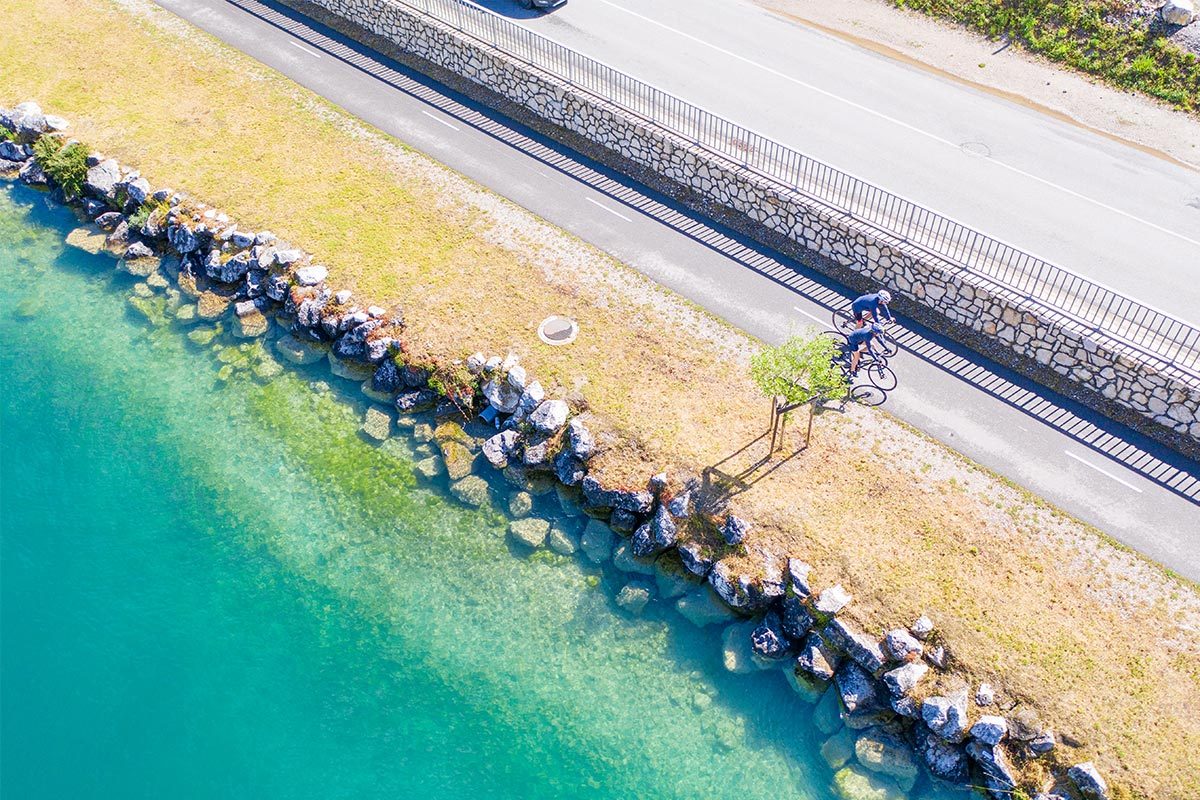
960 141 992 158
538 315 579 346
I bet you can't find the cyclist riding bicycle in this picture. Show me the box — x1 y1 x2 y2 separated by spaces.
851 290 894 327
845 323 885 377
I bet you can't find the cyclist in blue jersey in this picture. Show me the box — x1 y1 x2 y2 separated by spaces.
845 323 884 376
851 290 894 327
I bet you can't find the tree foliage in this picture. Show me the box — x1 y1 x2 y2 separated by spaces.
749 332 847 406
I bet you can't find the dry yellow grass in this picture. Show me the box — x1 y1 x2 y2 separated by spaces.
4 0 1199 797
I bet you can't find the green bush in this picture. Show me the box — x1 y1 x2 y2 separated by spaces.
894 0 1200 111
32 136 89 197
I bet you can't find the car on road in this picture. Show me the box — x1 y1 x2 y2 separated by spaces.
518 0 567 10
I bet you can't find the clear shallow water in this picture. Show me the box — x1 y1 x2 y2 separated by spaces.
0 183 955 799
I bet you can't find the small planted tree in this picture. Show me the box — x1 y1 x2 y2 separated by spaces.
749 332 848 448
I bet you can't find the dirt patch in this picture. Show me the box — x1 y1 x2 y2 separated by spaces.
4 0 1199 797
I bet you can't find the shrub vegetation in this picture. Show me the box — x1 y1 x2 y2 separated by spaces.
31 135 88 197
895 0 1200 111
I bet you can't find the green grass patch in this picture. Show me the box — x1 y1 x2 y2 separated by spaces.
894 0 1200 111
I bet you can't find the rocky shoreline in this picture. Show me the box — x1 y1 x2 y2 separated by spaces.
1 101 1112 800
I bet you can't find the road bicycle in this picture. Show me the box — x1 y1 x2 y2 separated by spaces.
820 330 898 392
830 306 900 358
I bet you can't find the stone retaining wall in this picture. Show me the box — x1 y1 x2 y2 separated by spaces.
2 102 1111 800
282 0 1199 457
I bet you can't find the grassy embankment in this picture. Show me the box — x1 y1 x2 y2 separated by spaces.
4 0 1199 797
894 0 1200 111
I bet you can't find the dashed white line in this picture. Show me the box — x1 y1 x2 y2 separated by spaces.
592 0 1200 249
420 110 460 131
585 196 632 222
793 306 828 326
288 40 322 59
1064 450 1143 493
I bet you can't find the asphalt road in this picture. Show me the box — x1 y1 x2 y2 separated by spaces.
473 0 1200 326
154 0 1200 580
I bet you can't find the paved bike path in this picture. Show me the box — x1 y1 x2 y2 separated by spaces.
155 0 1200 580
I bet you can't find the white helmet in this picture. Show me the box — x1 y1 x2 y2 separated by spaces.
878 289 892 303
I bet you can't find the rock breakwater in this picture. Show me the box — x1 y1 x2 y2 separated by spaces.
1 101 1110 800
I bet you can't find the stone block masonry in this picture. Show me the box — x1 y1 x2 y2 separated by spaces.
280 0 1199 456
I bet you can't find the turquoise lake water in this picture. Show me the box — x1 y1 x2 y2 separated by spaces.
0 182 960 799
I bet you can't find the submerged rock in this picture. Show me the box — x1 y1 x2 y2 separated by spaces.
413 456 445 479
615 582 653 615
507 491 533 518
675 587 738 627
186 325 219 347
855 728 917 790
233 309 269 338
196 291 230 321
361 407 392 442
721 620 766 674
821 727 856 770
275 334 326 365
547 520 580 555
653 551 697 599
449 475 490 507
65 225 110 256
579 520 615 564
832 765 904 800
785 667 827 703
612 541 656 575
813 684 842 735
508 518 549 549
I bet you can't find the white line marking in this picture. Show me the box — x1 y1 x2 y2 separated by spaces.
793 306 828 326
420 110 459 131
288 41 322 58
1064 450 1143 493
593 0 1200 249
585 196 632 222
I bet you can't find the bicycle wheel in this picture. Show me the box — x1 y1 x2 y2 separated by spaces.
831 308 857 333
865 362 898 392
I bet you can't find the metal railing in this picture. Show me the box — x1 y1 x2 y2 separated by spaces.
396 0 1200 377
